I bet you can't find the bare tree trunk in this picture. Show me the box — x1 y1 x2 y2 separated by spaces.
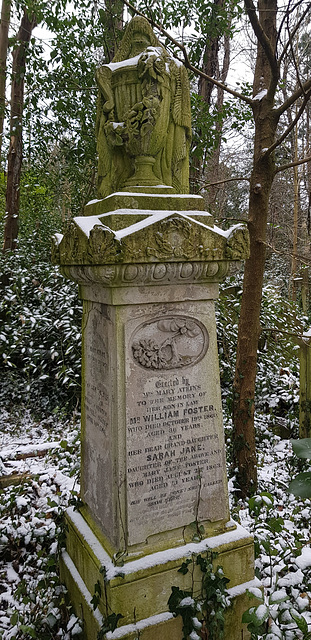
204 31 230 210
0 0 11 165
198 0 223 104
301 105 311 311
291 124 299 301
2 10 36 252
104 0 124 61
190 0 230 196
232 0 278 497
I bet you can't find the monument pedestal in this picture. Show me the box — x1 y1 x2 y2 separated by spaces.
60 508 257 640
54 191 256 639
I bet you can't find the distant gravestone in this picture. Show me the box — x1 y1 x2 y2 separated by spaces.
53 16 257 640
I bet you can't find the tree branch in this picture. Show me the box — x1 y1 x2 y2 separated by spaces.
275 154 311 175
278 2 311 67
123 0 253 105
286 5 307 97
262 238 311 270
244 0 278 80
275 77 311 118
260 327 305 340
263 88 311 158
198 175 250 191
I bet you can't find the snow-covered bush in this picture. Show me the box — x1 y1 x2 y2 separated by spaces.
216 277 303 434
0 222 82 414
0 411 82 639
242 484 311 639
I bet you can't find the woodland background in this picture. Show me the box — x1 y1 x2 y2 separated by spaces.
2 2 311 639
1 0 311 492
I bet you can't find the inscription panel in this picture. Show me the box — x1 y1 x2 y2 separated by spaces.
82 303 116 543
125 308 228 546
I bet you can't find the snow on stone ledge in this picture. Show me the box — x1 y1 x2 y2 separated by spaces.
73 216 104 238
106 612 174 639
67 508 251 582
54 233 63 245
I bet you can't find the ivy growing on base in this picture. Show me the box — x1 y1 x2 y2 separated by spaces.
168 551 230 640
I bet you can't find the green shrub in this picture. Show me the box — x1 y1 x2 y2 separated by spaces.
216 279 302 430
0 222 82 415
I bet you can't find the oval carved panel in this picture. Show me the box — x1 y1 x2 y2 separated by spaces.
131 316 209 370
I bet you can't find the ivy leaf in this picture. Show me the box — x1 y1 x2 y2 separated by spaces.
178 560 191 575
290 609 308 635
288 472 311 498
266 516 284 533
20 626 37 638
10 611 19 626
105 613 124 632
291 438 311 459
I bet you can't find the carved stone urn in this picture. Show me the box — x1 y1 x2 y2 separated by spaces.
96 17 192 196
107 46 171 187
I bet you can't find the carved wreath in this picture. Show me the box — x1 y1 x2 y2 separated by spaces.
132 317 203 370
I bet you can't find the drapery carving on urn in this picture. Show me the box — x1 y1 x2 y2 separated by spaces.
95 16 191 197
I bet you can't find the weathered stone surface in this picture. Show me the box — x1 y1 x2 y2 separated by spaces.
79 295 232 561
61 508 256 639
96 17 191 196
125 301 229 546
52 210 250 267
81 302 120 552
54 15 254 640
84 192 206 215
61 263 233 292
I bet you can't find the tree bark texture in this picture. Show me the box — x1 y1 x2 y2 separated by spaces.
190 0 230 195
204 31 230 210
103 0 124 61
2 10 36 252
0 0 11 164
232 0 278 497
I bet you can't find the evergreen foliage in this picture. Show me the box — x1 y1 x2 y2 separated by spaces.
0 204 82 414
217 278 303 434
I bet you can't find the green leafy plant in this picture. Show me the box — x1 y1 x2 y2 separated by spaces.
242 587 311 639
0 220 82 415
91 569 124 640
243 488 311 640
288 438 311 498
97 613 124 639
168 551 230 640
0 477 82 638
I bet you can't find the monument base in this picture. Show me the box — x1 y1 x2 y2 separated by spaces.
60 507 258 640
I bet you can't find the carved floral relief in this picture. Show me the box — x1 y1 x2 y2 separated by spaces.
131 316 208 370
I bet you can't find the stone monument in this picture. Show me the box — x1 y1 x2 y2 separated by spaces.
53 16 258 640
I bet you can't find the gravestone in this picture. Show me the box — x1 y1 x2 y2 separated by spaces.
53 16 258 640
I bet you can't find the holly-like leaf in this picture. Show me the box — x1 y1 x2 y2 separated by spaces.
288 472 311 498
290 609 308 635
291 438 311 459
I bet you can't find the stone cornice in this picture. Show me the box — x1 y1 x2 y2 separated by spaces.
60 260 243 287
52 211 250 281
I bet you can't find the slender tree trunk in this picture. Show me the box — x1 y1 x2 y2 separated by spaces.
198 0 223 104
301 105 311 311
204 31 230 210
232 0 278 497
291 125 299 301
190 0 230 195
0 0 11 165
104 0 123 61
2 10 36 252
